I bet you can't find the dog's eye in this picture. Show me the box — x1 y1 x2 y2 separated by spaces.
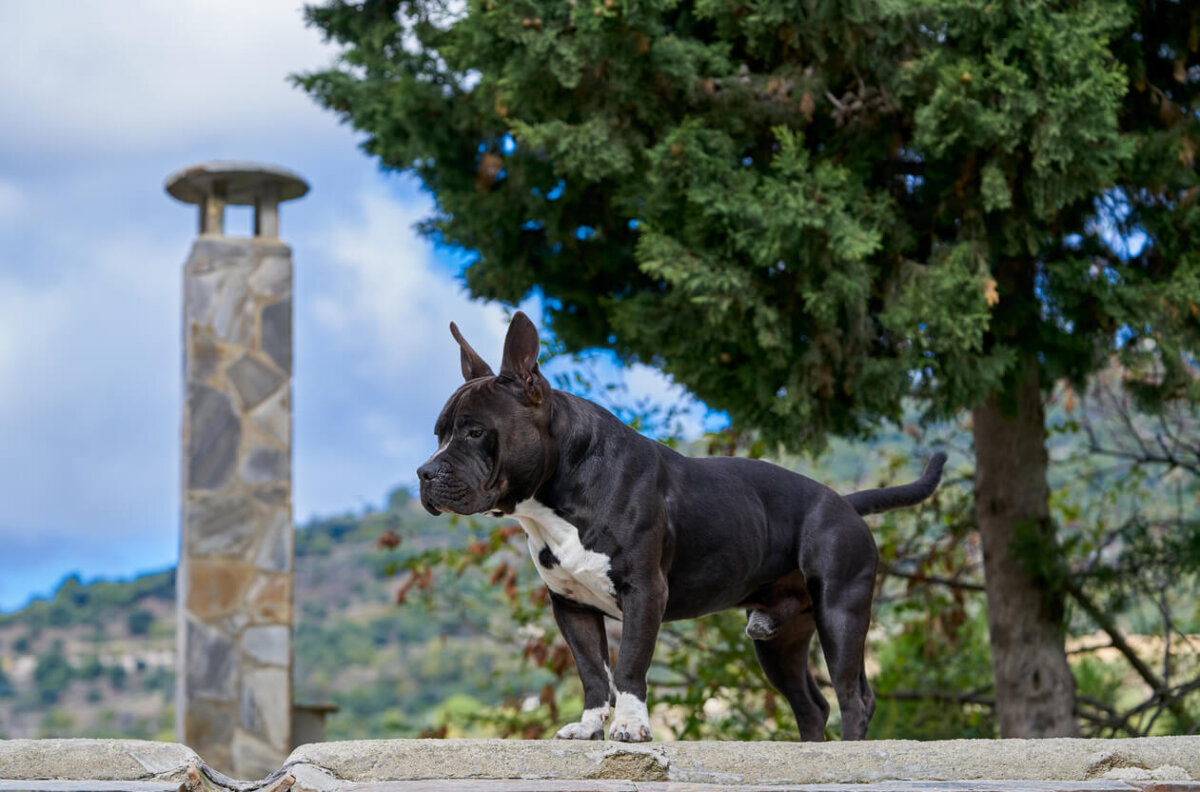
467 428 485 439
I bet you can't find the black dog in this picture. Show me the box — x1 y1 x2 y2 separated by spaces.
418 312 946 742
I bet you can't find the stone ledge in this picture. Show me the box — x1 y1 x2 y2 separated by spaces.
334 784 1197 792
0 740 198 783
0 782 183 792
4 779 1200 792
286 737 1200 787
2 737 1200 791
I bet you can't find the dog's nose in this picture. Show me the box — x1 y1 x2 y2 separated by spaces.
417 462 438 482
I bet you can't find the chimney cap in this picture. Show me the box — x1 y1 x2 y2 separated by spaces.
165 161 309 206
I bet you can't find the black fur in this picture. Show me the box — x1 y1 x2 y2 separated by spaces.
418 312 947 742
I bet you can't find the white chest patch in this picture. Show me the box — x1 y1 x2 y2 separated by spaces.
511 499 621 619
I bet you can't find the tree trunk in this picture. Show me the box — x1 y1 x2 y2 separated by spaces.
972 356 1079 737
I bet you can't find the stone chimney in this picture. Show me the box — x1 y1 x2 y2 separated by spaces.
166 162 308 777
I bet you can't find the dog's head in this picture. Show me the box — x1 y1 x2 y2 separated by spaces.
417 311 556 517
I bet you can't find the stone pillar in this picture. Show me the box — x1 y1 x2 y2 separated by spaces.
166 162 309 778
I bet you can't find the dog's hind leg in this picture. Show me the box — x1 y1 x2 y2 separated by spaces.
752 599 829 741
810 566 876 741
859 666 876 724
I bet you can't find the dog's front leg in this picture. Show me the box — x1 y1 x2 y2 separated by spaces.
609 570 667 742
550 594 613 739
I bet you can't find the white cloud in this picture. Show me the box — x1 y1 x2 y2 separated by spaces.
0 0 340 155
294 178 526 515
0 229 179 538
310 183 515 374
0 180 28 227
292 179 718 519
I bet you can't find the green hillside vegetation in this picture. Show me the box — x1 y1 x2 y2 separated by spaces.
1 377 1197 741
0 571 176 740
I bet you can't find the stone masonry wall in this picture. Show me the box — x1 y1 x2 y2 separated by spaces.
178 236 293 778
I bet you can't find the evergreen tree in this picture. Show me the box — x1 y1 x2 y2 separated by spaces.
297 0 1200 736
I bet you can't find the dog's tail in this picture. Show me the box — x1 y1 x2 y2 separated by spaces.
844 452 948 516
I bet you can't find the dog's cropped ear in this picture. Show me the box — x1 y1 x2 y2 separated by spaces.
450 322 494 381
499 311 548 403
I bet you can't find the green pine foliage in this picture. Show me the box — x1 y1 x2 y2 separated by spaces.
295 0 1198 447
296 0 1199 735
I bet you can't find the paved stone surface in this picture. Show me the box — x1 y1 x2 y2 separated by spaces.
245 573 292 624
250 389 290 446
187 495 258 557
184 701 235 771
240 667 291 747
335 783 1182 792
239 446 288 485
191 331 222 381
187 384 241 490
254 511 292 572
187 238 256 274
184 620 237 700
186 560 256 620
211 272 255 345
176 174 299 780
253 485 290 508
242 626 290 666
286 737 1200 787
260 299 291 374
249 255 292 299
227 354 285 411
232 729 285 785
180 231 297 777
0 739 196 781
0 782 181 792
4 738 1200 791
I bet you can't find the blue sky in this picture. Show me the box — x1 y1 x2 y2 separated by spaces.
0 1 714 612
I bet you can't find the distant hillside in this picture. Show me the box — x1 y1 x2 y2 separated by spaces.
0 485 565 741
0 568 177 740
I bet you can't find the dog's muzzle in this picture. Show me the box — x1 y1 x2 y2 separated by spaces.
417 459 496 516
417 460 450 515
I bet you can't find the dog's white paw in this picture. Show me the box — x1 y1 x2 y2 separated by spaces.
609 692 652 742
554 706 608 740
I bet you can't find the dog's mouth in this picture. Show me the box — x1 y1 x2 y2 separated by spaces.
419 480 501 518
422 500 479 518
425 502 503 518
420 492 469 517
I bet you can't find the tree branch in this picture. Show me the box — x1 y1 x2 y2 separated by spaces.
1067 581 1195 731
881 563 986 592
875 687 995 707
1068 582 1166 691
